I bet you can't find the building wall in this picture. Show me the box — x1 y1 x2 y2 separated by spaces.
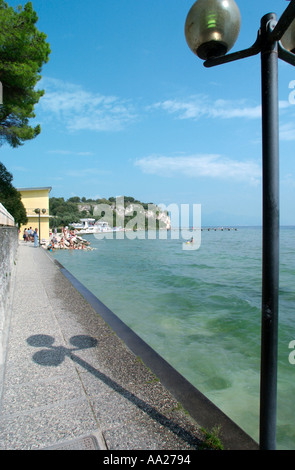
22 217 50 242
18 188 51 242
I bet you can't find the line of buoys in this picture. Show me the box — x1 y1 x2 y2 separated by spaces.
201 227 238 231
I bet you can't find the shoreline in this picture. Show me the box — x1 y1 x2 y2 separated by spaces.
49 250 259 450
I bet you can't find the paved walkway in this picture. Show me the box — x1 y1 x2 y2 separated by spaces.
0 242 259 451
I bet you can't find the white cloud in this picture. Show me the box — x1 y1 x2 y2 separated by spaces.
38 80 293 133
280 122 295 141
149 96 292 121
135 154 261 185
39 78 137 132
149 95 261 120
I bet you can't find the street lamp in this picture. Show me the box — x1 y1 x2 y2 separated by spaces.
281 17 295 54
185 0 295 450
34 208 47 246
185 0 241 60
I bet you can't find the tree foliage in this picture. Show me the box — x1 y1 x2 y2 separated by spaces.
0 1 50 147
0 161 27 224
49 197 82 228
49 195 165 230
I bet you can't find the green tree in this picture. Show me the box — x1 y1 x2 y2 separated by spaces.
58 213 80 227
0 161 27 224
67 196 81 203
0 1 50 147
0 157 12 187
49 197 65 213
54 202 79 216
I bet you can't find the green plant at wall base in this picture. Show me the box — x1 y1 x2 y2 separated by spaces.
199 426 223 450
171 402 189 415
145 376 160 385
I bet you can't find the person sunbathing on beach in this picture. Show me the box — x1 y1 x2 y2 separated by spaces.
47 241 54 252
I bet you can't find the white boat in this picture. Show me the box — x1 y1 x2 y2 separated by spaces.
77 226 100 234
71 218 119 234
71 218 96 231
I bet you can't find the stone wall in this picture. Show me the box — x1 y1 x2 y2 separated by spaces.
0 226 18 351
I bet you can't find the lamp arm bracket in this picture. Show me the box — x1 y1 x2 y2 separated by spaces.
204 32 261 68
270 0 295 42
278 42 295 66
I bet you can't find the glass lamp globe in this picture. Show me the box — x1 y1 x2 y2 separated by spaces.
281 18 295 54
185 0 241 60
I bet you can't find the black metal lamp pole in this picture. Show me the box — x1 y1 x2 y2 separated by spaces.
39 210 41 246
35 208 47 246
259 13 280 451
34 208 41 246
185 0 295 450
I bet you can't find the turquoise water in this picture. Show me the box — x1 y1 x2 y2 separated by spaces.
53 227 295 449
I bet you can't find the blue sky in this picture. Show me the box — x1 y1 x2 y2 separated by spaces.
1 0 295 225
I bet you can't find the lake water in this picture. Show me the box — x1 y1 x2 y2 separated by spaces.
53 226 295 449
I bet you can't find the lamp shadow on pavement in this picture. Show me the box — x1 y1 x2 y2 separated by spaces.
26 334 202 449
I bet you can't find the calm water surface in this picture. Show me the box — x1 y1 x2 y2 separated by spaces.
53 227 295 449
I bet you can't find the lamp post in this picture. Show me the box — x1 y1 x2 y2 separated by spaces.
34 208 47 246
185 0 295 450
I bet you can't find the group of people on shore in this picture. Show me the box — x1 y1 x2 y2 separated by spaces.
47 226 91 251
21 225 91 251
22 227 38 247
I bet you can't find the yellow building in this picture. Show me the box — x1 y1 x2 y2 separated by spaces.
18 187 52 242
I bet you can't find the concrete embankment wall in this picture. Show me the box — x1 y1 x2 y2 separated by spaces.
0 227 18 362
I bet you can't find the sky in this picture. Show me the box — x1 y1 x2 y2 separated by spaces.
1 0 295 226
